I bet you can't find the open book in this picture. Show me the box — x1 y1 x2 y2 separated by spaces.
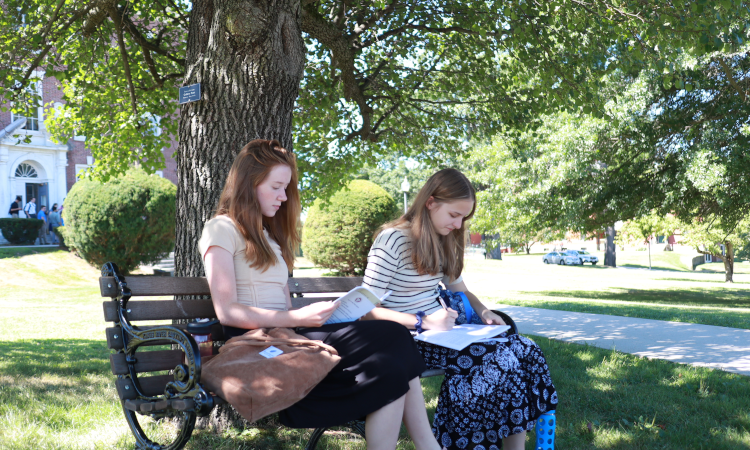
413 324 510 350
324 286 392 325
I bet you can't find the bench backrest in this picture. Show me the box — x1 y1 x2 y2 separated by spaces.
100 274 365 404
100 275 364 322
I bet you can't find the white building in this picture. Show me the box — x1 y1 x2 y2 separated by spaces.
1 74 178 245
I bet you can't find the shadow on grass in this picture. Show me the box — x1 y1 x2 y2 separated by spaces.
0 246 62 259
618 264 685 272
538 287 750 308
0 339 110 377
657 277 750 285
536 336 750 449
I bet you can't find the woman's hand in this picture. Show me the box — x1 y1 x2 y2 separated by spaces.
480 309 507 326
423 308 458 331
290 301 340 327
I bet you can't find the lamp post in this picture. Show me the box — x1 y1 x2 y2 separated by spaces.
400 176 410 214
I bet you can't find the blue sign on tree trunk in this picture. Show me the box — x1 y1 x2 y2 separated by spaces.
179 83 201 104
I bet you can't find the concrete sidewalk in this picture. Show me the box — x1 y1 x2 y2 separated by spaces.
499 305 750 377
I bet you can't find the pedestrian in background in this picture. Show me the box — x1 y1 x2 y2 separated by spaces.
8 196 22 218
37 205 50 245
49 205 62 244
23 197 37 219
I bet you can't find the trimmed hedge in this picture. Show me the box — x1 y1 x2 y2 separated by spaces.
0 218 44 244
55 225 69 250
302 180 395 276
64 169 176 274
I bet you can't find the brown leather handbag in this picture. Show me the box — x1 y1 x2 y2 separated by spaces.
201 327 340 423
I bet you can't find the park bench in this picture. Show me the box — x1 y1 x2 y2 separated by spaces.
100 262 519 450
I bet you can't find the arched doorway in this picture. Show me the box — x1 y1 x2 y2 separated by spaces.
13 161 50 209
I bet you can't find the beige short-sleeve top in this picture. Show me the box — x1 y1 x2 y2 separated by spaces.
198 215 288 311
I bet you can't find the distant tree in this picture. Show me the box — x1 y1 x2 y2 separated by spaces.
467 113 592 256
355 155 435 216
617 212 679 270
679 216 750 283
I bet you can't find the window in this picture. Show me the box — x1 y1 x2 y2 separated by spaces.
10 80 42 131
15 163 38 178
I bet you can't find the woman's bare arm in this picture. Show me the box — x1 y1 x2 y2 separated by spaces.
204 246 338 328
365 305 457 331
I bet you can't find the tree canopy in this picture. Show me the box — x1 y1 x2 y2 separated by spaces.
4 0 749 202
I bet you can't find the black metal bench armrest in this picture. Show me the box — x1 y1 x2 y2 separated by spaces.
102 262 214 416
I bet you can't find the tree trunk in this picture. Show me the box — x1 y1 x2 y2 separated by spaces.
175 0 306 278
487 244 503 260
604 225 616 267
174 0 305 429
724 241 734 283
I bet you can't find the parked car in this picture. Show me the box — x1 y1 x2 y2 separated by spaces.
564 249 599 265
542 251 582 265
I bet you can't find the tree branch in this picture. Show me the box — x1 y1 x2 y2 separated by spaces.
302 4 373 140
20 4 95 86
352 0 401 37
111 7 186 66
83 0 114 36
716 57 747 102
111 7 138 116
367 23 498 46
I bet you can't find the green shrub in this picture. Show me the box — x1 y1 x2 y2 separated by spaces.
55 226 69 250
302 180 395 275
0 218 44 244
64 169 176 273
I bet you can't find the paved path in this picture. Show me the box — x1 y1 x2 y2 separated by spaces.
498 305 750 377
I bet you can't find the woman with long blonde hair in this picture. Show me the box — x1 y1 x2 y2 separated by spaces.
199 139 441 450
363 168 558 450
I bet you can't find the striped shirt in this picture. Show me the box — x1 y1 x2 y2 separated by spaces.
363 228 462 315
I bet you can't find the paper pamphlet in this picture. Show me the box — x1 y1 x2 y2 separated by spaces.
324 286 391 325
413 324 511 351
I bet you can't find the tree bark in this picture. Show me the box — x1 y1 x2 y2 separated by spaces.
175 0 306 278
724 241 734 283
173 0 305 430
604 225 616 267
487 244 502 260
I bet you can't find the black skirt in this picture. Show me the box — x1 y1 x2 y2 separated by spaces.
223 320 426 428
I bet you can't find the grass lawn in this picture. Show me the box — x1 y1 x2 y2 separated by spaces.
1 249 749 449
463 251 750 330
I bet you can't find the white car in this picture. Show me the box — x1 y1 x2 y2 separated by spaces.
543 251 582 265
564 249 599 265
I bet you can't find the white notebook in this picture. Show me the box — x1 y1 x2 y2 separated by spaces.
413 324 510 350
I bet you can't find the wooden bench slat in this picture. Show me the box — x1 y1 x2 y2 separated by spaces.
421 368 445 378
100 276 365 298
100 276 211 297
103 299 216 322
288 277 363 294
110 350 184 375
106 324 224 350
116 374 174 400
123 399 149 411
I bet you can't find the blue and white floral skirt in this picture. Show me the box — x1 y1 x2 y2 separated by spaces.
417 335 558 450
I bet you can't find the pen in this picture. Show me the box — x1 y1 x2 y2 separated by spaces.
438 297 448 310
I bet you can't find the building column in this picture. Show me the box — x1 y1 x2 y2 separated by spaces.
0 146 8 211
56 151 68 205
